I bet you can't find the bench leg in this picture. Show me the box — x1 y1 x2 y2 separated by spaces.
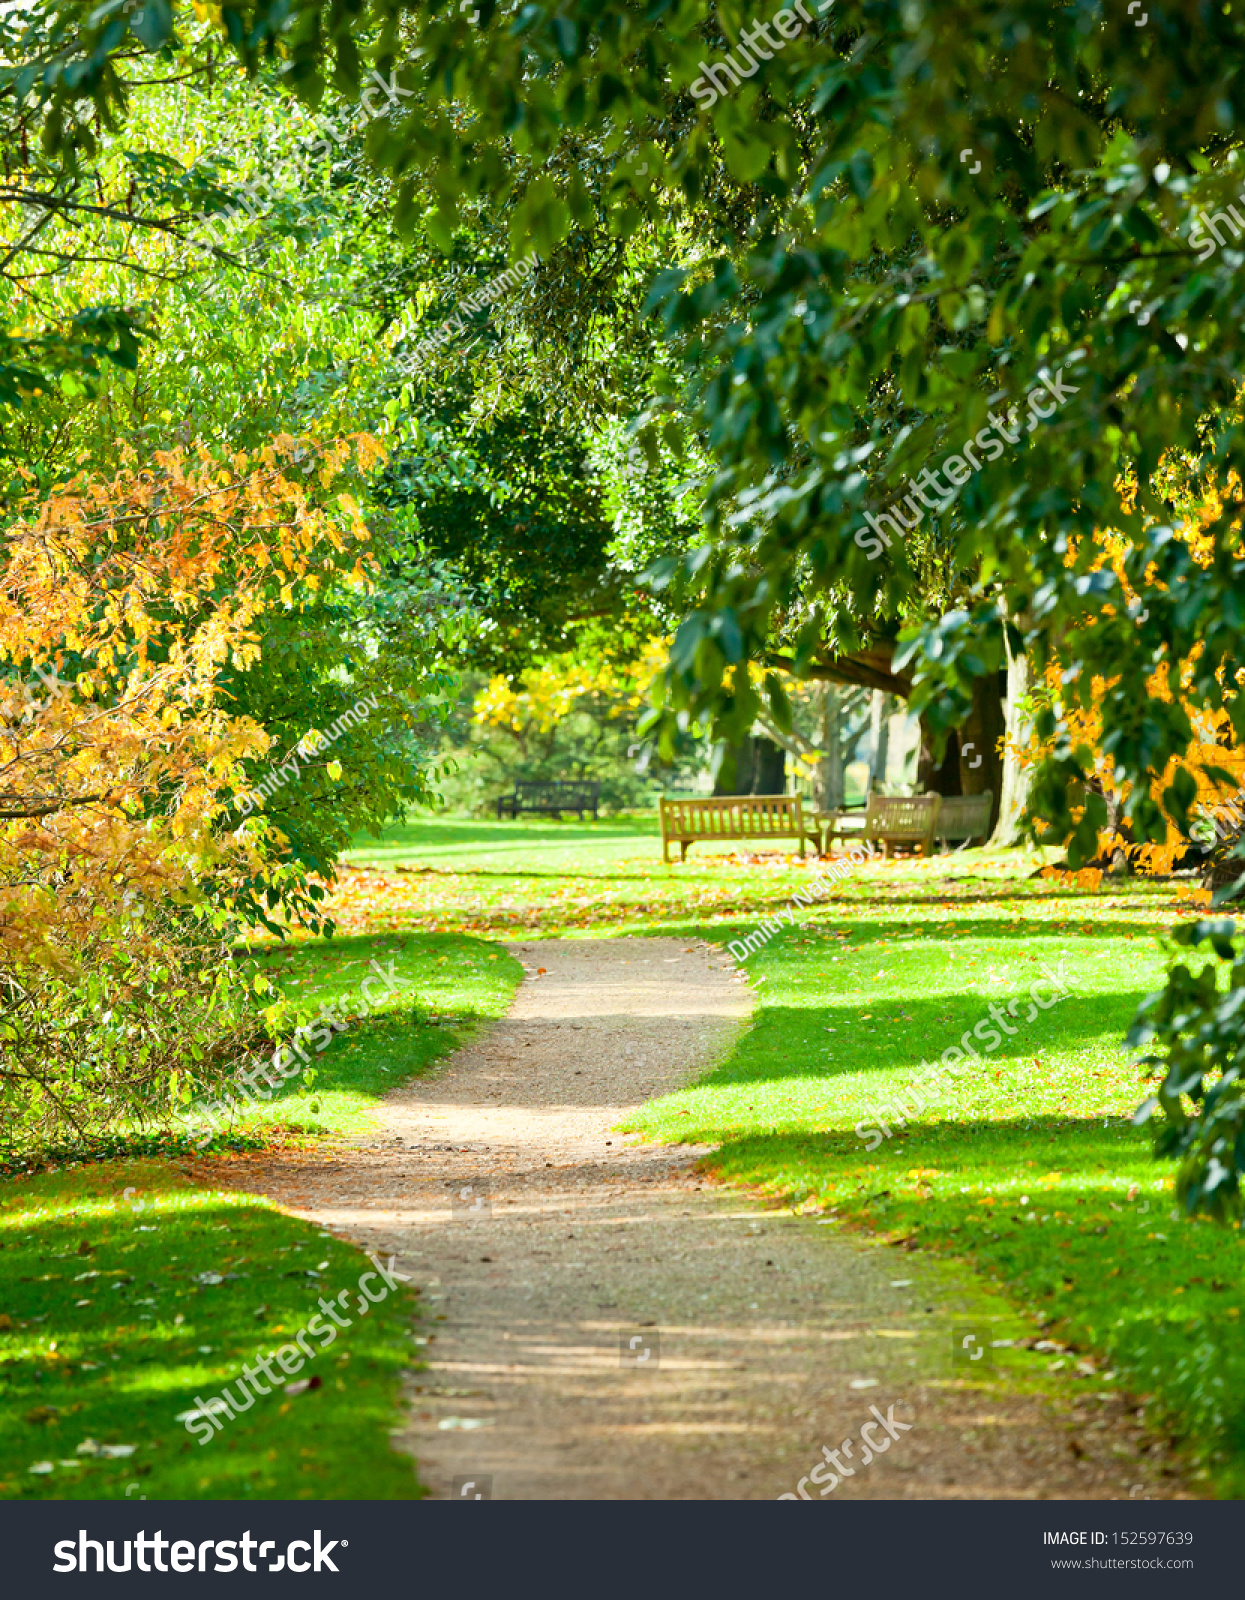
680 840 690 862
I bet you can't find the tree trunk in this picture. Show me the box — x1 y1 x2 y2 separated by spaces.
714 738 755 796
754 735 786 794
957 669 1006 835
918 718 961 796
816 687 845 810
990 642 1034 847
869 690 890 790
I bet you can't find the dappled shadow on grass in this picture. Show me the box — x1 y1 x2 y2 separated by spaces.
702 1114 1245 1492
680 987 1154 1090
855 884 1180 903
235 930 521 1128
0 1130 267 1180
372 818 656 838
573 912 1175 953
767 915 1173 943
0 1166 419 1501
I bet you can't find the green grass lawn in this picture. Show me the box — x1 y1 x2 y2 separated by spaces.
0 930 523 1500
0 1161 419 1500
344 811 668 874
223 929 523 1142
620 863 1242 1493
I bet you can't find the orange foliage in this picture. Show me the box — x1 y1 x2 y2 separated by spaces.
1020 497 1245 878
0 433 385 974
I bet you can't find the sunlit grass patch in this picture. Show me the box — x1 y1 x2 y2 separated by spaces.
0 1161 422 1500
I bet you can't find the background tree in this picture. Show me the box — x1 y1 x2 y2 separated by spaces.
0 433 391 1144
754 680 873 811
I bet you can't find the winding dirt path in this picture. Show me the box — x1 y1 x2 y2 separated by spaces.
209 937 1185 1500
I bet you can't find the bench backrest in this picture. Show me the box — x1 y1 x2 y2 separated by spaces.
512 780 601 803
661 794 805 839
864 794 941 838
935 791 993 839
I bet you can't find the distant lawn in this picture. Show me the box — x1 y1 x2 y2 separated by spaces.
0 931 523 1500
337 812 1077 941
345 811 666 875
622 871 1243 1495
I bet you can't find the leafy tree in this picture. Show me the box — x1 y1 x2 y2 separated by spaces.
444 637 677 811
380 397 641 677
755 679 873 811
0 434 380 1144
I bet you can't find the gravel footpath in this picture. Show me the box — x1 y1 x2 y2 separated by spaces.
207 936 1189 1500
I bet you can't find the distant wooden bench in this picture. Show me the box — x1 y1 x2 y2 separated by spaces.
496 779 601 820
824 793 941 858
660 794 820 863
935 791 993 848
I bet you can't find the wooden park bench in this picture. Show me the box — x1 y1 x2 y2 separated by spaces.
823 793 942 858
496 779 602 820
934 790 994 849
659 794 821 863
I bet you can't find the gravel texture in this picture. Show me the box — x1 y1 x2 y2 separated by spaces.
208 936 1192 1501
